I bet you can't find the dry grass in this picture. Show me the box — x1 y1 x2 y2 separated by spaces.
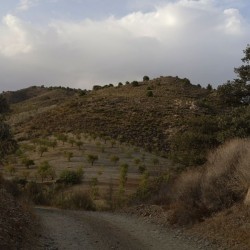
190 204 250 250
169 138 250 225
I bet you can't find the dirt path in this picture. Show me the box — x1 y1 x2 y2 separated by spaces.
35 207 214 250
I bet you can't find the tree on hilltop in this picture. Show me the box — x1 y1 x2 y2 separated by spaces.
218 45 250 105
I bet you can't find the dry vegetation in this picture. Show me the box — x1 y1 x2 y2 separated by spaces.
0 175 38 250
1 71 249 249
1 132 171 210
164 139 250 248
6 77 214 156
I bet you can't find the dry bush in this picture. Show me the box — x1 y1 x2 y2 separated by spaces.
53 189 96 211
201 139 250 212
169 170 209 225
170 138 250 225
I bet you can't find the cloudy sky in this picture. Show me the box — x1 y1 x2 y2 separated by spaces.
0 0 249 92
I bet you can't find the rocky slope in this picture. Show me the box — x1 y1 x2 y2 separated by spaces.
0 178 38 250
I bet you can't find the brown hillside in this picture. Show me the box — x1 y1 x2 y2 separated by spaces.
7 77 218 154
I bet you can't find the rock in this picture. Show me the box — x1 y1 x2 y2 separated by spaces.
244 188 250 206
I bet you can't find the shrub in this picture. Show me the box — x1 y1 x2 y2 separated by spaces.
170 115 220 166
58 167 84 185
93 85 102 91
87 154 98 166
25 182 48 205
110 155 119 166
54 190 95 210
38 146 48 157
37 161 55 182
206 83 213 91
64 151 73 162
143 76 150 81
76 141 83 149
147 90 153 97
138 165 146 174
119 163 128 195
169 139 250 225
183 78 191 85
131 81 139 87
89 177 99 199
21 157 35 169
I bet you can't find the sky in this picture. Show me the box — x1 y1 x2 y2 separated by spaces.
0 0 249 92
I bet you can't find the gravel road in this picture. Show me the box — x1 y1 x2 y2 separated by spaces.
35 207 214 250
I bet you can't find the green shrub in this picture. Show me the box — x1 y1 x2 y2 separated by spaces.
147 90 153 97
131 81 139 87
21 157 35 169
87 154 98 166
37 161 56 182
58 168 83 185
93 85 102 91
138 165 146 174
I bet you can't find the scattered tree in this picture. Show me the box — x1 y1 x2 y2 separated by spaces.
134 158 141 165
69 138 75 147
58 167 84 185
38 146 48 157
65 151 73 162
110 155 119 166
87 154 98 166
110 140 116 148
119 163 129 195
206 84 213 91
37 161 55 182
76 141 83 150
5 164 16 176
56 134 68 145
21 157 35 169
131 81 139 87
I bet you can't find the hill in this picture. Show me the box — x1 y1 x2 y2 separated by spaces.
1 75 250 249
5 77 223 164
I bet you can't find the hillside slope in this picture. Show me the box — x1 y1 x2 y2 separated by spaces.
6 77 214 152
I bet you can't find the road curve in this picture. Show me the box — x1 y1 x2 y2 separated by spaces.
35 207 210 250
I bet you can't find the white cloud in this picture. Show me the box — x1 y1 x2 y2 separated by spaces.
0 15 33 57
17 0 38 11
0 0 249 91
223 8 243 34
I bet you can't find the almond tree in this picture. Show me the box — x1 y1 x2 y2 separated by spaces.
87 154 98 166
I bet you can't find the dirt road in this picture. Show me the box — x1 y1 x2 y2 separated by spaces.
35 207 214 250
